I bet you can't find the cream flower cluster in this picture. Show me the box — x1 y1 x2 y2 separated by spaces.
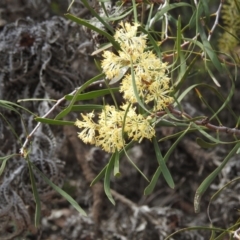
75 22 173 153
102 21 173 111
75 105 155 153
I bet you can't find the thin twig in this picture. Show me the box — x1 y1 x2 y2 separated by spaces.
20 94 70 156
162 34 199 60
234 227 240 239
19 79 105 156
207 0 223 41
162 1 168 39
155 105 240 137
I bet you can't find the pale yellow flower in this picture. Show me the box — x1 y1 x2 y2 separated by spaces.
146 79 174 111
138 51 169 77
96 126 124 153
96 105 125 152
98 105 123 126
101 50 130 80
114 22 140 42
101 22 174 112
101 21 147 80
119 74 147 103
114 22 147 56
76 22 175 152
125 114 155 142
120 103 137 117
75 112 98 144
120 104 155 142
75 104 156 153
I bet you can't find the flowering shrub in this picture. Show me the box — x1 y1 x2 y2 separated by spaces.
1 0 240 238
75 22 173 153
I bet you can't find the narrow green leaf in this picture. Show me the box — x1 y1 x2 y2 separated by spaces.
130 61 150 114
210 176 240 207
151 3 192 27
55 73 104 120
176 83 238 122
195 1 204 33
65 14 119 50
0 112 24 145
121 142 149 182
156 120 181 127
210 73 235 121
104 78 118 109
35 118 74 125
205 63 221 87
76 73 105 93
209 227 216 240
196 88 221 124
193 123 220 144
164 226 229 240
54 96 79 121
71 104 103 112
0 154 16 176
65 88 119 101
27 158 41 227
192 123 229 145
163 125 190 161
198 24 223 73
196 138 218 148
153 137 174 189
176 15 182 57
158 127 198 142
139 27 161 59
0 102 17 112
196 136 238 147
144 3 154 31
145 126 190 195
114 151 120 177
188 9 196 30
33 164 87 216
104 153 115 205
214 229 236 240
176 83 201 104
90 165 107 186
144 165 162 195
176 16 187 86
80 0 114 33
107 8 133 21
131 0 138 23
194 142 240 213
0 100 35 116
201 0 210 23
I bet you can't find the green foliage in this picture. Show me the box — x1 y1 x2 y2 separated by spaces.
2 0 240 239
66 1 240 238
